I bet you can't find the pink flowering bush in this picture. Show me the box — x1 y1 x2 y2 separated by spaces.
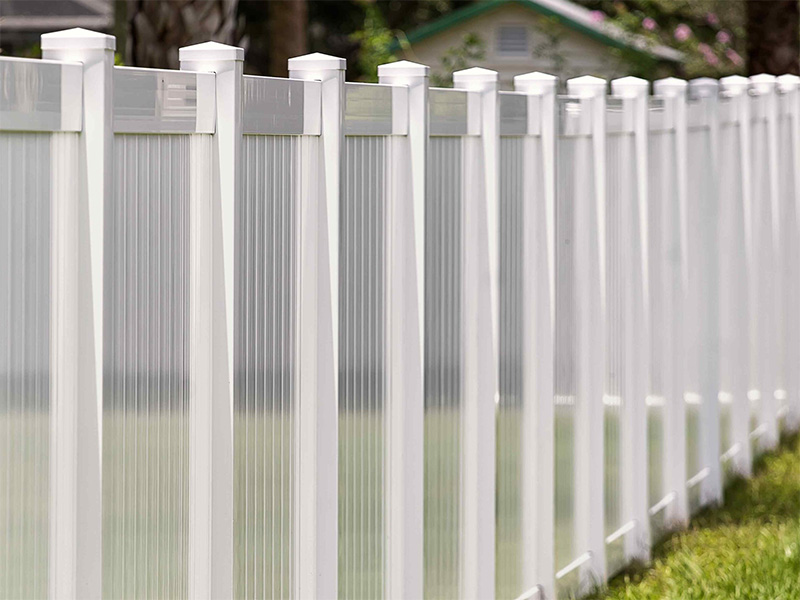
674 23 691 42
642 17 657 31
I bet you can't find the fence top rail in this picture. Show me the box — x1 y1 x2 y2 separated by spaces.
429 86 480 136
557 95 595 137
718 95 738 126
344 81 408 136
114 66 215 134
606 96 635 135
499 90 541 137
648 96 675 133
0 55 82 132
243 74 321 136
687 96 713 131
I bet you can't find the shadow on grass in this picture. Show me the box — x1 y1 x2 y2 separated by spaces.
587 431 800 599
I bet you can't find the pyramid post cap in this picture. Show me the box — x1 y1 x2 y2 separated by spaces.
41 28 115 51
179 41 244 62
777 74 800 92
653 77 687 97
689 77 719 98
567 75 607 97
750 73 777 94
720 75 750 95
288 52 346 71
453 67 498 84
514 71 558 93
611 76 648 97
377 60 429 78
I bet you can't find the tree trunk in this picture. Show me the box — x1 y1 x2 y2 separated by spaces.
268 0 308 77
126 0 240 69
746 0 800 75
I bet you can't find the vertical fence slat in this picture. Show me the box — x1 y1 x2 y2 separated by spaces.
652 77 690 529
451 67 499 600
41 28 115 600
512 71 557 600
378 60 428 600
563 75 607 591
179 41 243 600
287 53 344 600
610 76 652 563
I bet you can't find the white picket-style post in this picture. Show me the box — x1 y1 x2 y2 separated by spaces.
288 52 344 600
750 74 780 451
652 77 689 528
777 74 800 431
378 59 428 600
451 66 499 600
688 77 723 507
513 71 557 600
179 41 243 600
611 75 652 561
41 27 114 600
719 74 754 479
566 75 608 588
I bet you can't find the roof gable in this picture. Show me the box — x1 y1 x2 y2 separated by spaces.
395 0 682 63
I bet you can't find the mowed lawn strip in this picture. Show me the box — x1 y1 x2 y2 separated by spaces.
591 433 800 600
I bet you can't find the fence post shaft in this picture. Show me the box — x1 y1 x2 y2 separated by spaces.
750 74 780 450
688 78 723 507
452 66 499 599
777 74 800 431
179 41 244 600
653 77 690 528
719 75 753 479
288 52 344 600
514 71 557 600
378 60 428 600
41 27 115 600
566 75 608 588
611 75 652 561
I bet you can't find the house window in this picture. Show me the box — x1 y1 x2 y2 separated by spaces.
497 25 529 56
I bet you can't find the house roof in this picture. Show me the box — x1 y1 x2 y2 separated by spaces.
393 0 683 64
0 0 113 32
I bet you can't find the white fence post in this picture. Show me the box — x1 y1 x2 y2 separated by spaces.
777 74 800 431
719 75 754 478
41 27 114 600
688 77 723 507
750 74 780 450
653 77 689 528
288 52 344 600
611 75 652 561
378 60 428 600
452 66 499 600
514 71 557 600
179 41 243 600
566 75 608 588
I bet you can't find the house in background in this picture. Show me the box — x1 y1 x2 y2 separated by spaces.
0 0 113 55
393 0 683 88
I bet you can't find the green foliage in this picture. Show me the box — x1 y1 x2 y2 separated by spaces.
350 4 396 82
579 0 748 78
589 433 800 599
430 32 486 87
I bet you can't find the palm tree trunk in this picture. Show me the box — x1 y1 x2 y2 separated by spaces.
268 0 308 77
126 0 240 69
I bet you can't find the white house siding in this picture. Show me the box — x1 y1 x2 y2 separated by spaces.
400 3 637 89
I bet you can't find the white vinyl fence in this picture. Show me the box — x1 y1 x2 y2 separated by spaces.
1 28 800 600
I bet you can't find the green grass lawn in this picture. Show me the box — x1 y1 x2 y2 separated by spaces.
590 432 800 600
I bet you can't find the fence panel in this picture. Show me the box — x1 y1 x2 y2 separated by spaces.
0 54 82 599
554 79 606 596
496 88 549 600
8 27 800 600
